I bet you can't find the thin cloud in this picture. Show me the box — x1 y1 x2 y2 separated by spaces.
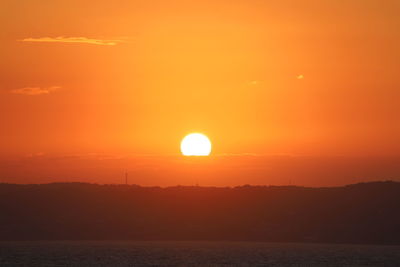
217 153 259 157
248 80 261 86
20 36 123 46
11 86 61 96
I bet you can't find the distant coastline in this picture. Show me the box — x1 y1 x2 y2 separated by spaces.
0 181 399 245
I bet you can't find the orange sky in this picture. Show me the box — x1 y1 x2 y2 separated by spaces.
1 0 399 185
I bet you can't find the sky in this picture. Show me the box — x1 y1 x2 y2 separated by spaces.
0 0 399 186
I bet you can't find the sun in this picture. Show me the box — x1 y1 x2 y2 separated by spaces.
181 133 212 156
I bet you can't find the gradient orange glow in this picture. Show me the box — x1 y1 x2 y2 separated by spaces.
0 0 399 186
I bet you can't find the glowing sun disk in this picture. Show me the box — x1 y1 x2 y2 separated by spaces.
181 133 212 156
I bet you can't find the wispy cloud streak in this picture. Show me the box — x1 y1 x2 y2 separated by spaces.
20 36 123 46
11 86 61 96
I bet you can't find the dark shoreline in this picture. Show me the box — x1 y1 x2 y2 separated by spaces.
0 181 399 244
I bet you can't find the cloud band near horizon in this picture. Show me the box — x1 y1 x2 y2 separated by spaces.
20 37 123 46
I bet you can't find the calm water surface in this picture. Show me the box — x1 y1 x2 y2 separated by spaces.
0 241 399 266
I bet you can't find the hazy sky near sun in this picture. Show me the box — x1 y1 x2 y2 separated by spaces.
0 0 399 185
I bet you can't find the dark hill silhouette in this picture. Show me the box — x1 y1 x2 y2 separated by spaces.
0 181 399 244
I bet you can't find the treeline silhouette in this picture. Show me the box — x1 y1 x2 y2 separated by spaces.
0 181 399 244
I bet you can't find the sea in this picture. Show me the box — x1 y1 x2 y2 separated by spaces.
0 241 399 266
